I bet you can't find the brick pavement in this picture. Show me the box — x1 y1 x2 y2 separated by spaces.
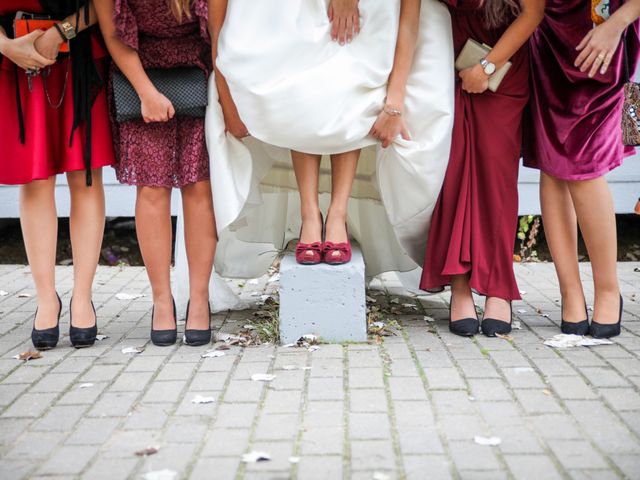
0 263 639 479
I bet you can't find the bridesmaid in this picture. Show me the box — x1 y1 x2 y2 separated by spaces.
420 0 544 337
95 0 217 346
524 0 640 338
0 1 115 350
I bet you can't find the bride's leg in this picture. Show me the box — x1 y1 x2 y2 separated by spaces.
291 151 323 243
326 149 359 246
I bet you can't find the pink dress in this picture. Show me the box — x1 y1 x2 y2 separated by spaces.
110 0 211 188
523 0 640 180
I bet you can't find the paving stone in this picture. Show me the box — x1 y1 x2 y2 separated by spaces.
545 439 609 470
189 457 239 480
403 455 452 480
2 392 57 418
351 439 395 471
503 455 563 480
349 389 388 413
80 457 138 480
201 428 251 457
296 455 343 480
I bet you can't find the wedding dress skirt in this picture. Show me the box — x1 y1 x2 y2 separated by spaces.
174 0 454 313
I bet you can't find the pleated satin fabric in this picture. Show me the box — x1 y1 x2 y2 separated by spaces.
174 0 455 312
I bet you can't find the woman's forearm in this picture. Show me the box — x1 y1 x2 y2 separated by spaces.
62 1 98 33
94 0 155 99
485 0 545 69
608 0 640 32
385 0 421 108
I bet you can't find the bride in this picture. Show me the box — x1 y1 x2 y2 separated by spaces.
175 0 455 312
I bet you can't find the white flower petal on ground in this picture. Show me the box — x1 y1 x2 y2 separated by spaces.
517 309 527 314
543 334 614 348
512 321 522 330
308 346 320 353
122 346 144 355
191 395 216 404
115 292 145 300
289 456 300 464
251 373 276 382
79 383 94 389
280 365 297 370
474 436 502 446
0 290 8 296
373 473 391 480
423 316 436 323
201 350 225 358
243 324 256 331
142 469 177 480
95 334 108 341
248 279 259 285
242 451 271 463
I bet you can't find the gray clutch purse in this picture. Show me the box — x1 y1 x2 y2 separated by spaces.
455 39 512 93
112 67 208 123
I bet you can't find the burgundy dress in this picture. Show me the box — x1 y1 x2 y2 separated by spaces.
0 0 115 185
420 0 528 301
111 0 211 188
524 0 640 180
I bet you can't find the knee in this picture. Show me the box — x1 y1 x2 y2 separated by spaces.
137 186 171 210
67 169 104 193
20 177 55 200
182 181 213 206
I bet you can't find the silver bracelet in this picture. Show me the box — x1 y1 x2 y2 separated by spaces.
383 106 403 117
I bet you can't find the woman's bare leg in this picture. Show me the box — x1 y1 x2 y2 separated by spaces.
325 150 359 261
181 180 217 329
568 176 620 324
136 186 174 329
539 172 586 322
19 177 59 328
67 169 105 327
450 273 477 321
291 151 323 245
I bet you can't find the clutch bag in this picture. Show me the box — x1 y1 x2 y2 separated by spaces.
112 67 208 123
621 30 640 147
455 38 512 93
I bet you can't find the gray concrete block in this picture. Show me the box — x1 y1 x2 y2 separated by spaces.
279 247 367 344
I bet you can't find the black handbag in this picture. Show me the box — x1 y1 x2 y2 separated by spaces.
112 67 208 123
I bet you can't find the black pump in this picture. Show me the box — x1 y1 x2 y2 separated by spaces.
69 297 98 348
31 293 63 350
589 295 623 339
481 302 512 337
183 300 212 346
150 299 178 346
448 293 479 337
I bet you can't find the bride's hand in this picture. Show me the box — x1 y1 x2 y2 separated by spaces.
575 18 625 77
328 0 360 45
220 96 249 138
370 108 410 149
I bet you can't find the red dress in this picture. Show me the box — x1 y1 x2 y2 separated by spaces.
420 0 528 301
0 0 114 185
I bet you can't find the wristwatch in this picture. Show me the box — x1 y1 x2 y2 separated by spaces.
55 21 77 41
479 58 496 76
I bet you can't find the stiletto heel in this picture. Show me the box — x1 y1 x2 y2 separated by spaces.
560 300 589 336
69 297 98 348
589 294 623 339
31 293 62 350
481 301 512 337
448 292 479 337
295 213 324 265
150 298 177 346
323 222 352 265
183 300 212 346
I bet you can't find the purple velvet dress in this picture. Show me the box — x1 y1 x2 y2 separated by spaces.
524 0 640 180
110 0 212 188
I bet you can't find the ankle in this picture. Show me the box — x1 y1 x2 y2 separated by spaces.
326 207 347 223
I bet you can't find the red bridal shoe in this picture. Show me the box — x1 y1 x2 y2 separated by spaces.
323 223 352 265
295 215 324 265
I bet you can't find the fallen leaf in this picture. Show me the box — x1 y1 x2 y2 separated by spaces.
366 296 377 303
201 350 225 358
191 395 216 404
402 303 417 309
542 389 552 396
389 298 400 305
79 383 94 389
242 451 271 463
251 373 276 382
496 333 514 342
543 334 614 349
115 292 145 300
135 446 159 457
13 350 42 361
142 470 177 480
512 321 522 330
243 324 256 331
423 316 436 323
474 436 501 446
122 346 145 355
95 334 108 341
215 344 231 351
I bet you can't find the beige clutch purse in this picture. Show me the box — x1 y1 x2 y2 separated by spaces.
454 39 512 93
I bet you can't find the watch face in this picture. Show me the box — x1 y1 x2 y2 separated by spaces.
484 63 496 75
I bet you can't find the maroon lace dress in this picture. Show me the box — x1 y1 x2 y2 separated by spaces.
110 0 211 188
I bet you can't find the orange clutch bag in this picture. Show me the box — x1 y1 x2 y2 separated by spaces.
13 12 70 53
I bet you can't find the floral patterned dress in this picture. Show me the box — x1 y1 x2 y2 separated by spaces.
111 0 211 188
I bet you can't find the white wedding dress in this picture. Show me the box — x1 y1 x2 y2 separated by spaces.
174 0 454 314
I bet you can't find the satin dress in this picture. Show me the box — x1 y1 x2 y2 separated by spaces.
420 0 528 301
0 0 114 185
173 0 456 312
523 0 640 180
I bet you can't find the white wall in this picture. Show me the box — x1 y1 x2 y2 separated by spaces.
0 158 638 218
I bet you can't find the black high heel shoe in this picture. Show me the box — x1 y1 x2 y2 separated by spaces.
150 298 177 346
31 293 63 350
448 293 479 337
183 300 212 346
560 300 589 336
69 297 98 349
481 301 512 337
589 294 623 339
